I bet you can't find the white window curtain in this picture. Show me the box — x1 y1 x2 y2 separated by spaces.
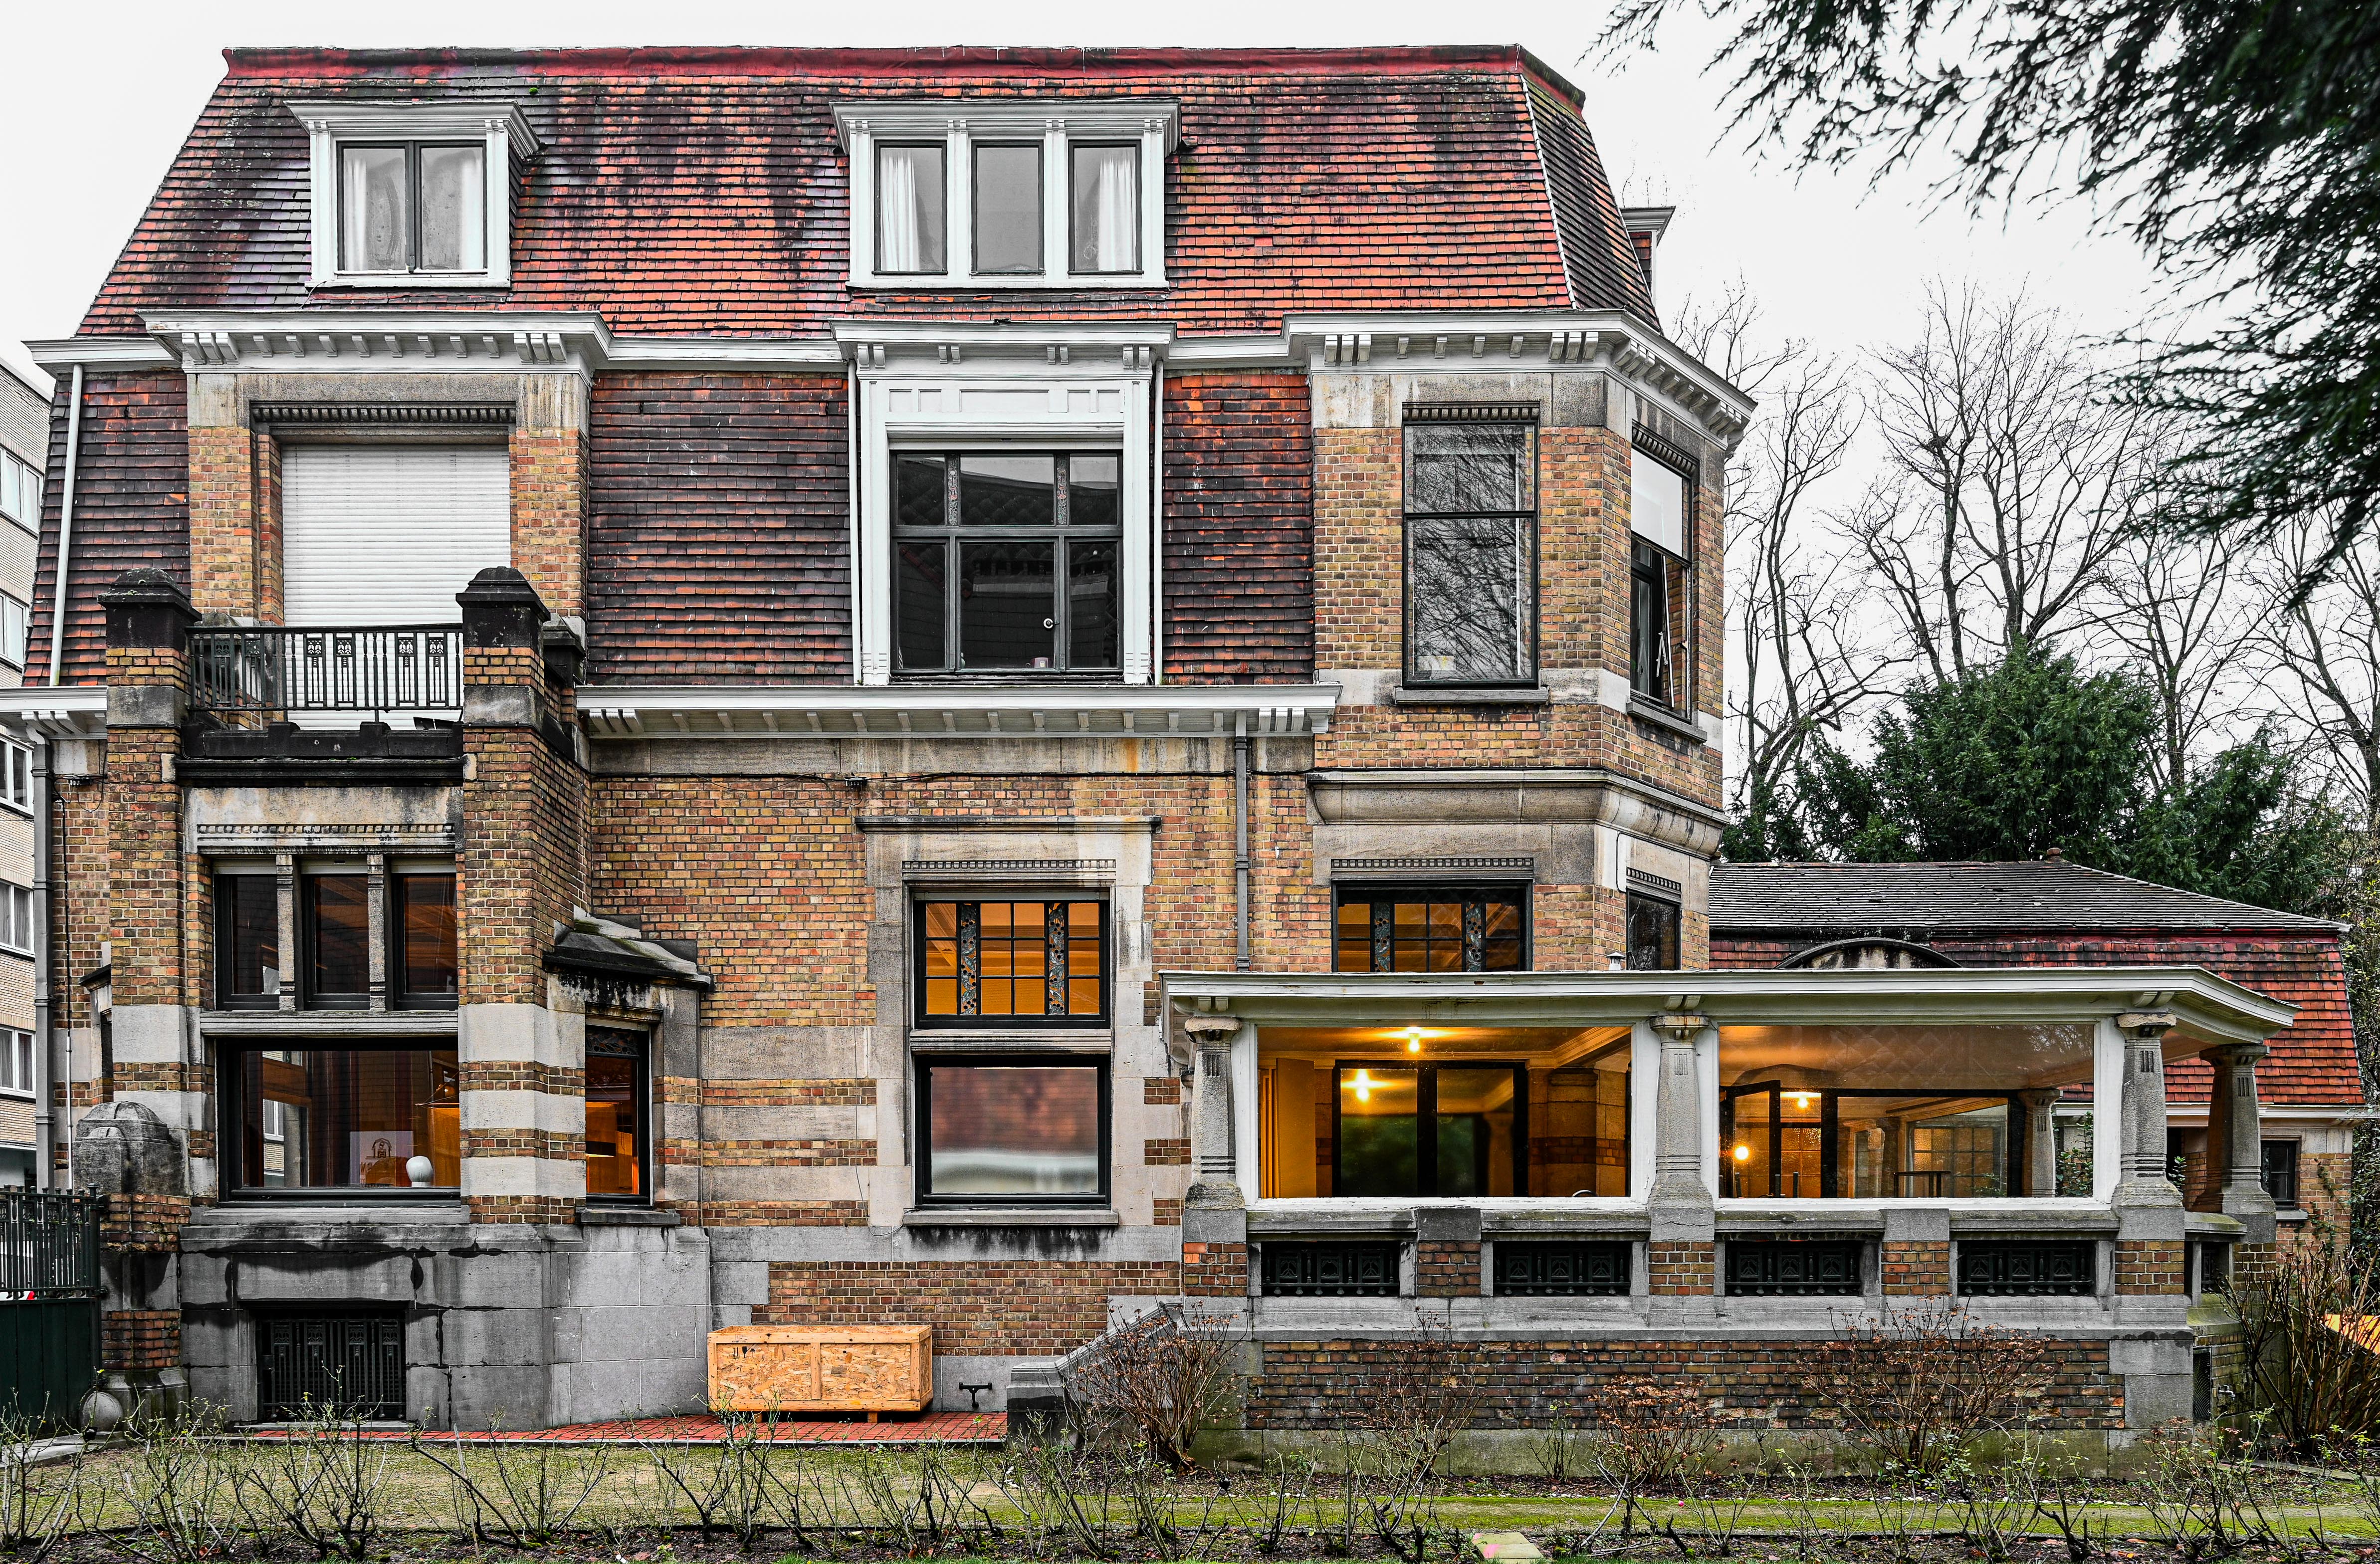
1630 448 1688 557
339 146 411 271
1072 145 1138 272
877 143 946 273
417 144 486 271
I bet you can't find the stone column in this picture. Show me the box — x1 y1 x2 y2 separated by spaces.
2114 1011 2182 1207
1181 1015 1249 1298
1647 1013 1716 1309
2021 1088 2063 1197
2208 1043 2277 1243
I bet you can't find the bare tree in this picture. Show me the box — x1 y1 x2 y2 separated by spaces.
1848 284 2158 676
2103 518 2255 792
2256 521 2380 830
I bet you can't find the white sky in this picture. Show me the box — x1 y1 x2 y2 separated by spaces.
0 0 2184 397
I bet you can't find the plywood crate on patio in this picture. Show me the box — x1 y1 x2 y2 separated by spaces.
707 1325 933 1415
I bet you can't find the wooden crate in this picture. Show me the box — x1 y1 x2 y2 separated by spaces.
707 1325 933 1415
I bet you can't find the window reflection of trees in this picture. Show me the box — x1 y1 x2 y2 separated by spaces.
1405 423 1535 685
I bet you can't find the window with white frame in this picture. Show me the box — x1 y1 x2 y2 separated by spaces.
0 451 39 531
837 102 1176 290
0 883 32 954
288 100 537 289
0 741 28 814
0 1031 29 1097
0 597 27 670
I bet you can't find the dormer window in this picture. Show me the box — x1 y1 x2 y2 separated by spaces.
290 100 538 289
836 101 1176 290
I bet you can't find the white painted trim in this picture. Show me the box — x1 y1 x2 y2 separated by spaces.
24 338 176 371
1629 1020 1657 1196
288 101 536 292
0 687 105 740
834 101 1178 292
2094 1015 2123 1201
578 681 1339 739
851 365 1157 684
1159 966 2296 1043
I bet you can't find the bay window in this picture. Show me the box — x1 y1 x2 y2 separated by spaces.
916 1056 1107 1203
837 101 1175 289
1334 884 1526 972
305 874 372 1009
214 862 458 1012
1629 431 1697 711
217 874 283 1010
1404 413 1537 687
224 1045 460 1194
392 872 458 1009
894 452 1121 675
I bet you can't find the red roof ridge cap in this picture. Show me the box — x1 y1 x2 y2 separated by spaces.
221 42 1534 80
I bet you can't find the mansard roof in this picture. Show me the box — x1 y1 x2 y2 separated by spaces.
80 44 1652 339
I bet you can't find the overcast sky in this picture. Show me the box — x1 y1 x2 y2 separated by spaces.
0 0 2182 398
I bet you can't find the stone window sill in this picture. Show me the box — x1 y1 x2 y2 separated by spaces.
1625 694 1709 746
1388 685 1550 706
901 1207 1120 1229
578 1205 680 1228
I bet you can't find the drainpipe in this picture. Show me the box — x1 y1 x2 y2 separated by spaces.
47 365 83 688
1150 357 1165 684
1234 712 1250 971
845 357 862 685
30 737 50 1188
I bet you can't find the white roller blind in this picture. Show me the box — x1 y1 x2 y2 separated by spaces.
1630 448 1688 558
282 447 511 625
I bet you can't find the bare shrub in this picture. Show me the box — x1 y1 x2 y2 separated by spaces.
1347 1325 1485 1559
2136 1418 2268 1561
1799 1300 2057 1475
643 1414 812 1552
1063 1302 1242 1469
116 1413 240 1564
1576 1379 1717 1537
228 1406 396 1560
409 1422 612 1548
0 1408 85 1563
2229 1230 2380 1455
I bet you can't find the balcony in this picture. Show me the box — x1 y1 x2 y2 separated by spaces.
182 625 465 781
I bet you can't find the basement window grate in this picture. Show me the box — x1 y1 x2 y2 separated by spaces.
1724 1238 1863 1297
257 1312 406 1421
1494 1240 1631 1297
1259 1241 1402 1298
1956 1240 2097 1297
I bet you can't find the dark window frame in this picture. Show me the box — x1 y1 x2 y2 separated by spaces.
970 140 1046 277
1629 428 1699 713
891 450 1124 678
1331 882 1531 973
334 140 487 275
910 898 1112 1030
217 1039 460 1203
912 1052 1111 1208
1721 1084 2030 1199
1067 141 1141 275
301 874 373 1012
1401 409 1540 689
873 140 949 276
2261 1139 2302 1207
1624 891 1681 971
256 1308 408 1421
215 873 283 1013
388 871 458 1012
1330 1059 1529 1199
584 1025 651 1207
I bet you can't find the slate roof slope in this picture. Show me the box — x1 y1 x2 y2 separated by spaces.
81 44 1654 339
1711 861 2341 934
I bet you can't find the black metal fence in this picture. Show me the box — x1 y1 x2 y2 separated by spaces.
258 1313 407 1420
0 1189 99 1300
191 625 463 722
0 1190 102 1427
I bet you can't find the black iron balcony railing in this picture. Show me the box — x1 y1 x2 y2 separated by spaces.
191 625 463 723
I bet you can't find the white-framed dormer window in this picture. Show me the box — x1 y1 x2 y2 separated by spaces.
836 102 1176 291
288 100 539 289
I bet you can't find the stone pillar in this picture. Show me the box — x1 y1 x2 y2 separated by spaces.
2114 1012 2181 1207
2208 1043 2277 1243
2021 1088 2063 1197
1646 1013 1716 1308
1180 1014 1248 1299
100 571 204 1185
457 567 581 1226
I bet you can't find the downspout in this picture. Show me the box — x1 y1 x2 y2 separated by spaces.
846 357 862 685
47 365 83 687
1234 712 1250 971
1150 357 1165 684
30 737 50 1188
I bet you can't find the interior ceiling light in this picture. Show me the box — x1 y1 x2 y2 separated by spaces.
1352 1069 1374 1104
1733 1143 1751 1162
1404 1026 1424 1054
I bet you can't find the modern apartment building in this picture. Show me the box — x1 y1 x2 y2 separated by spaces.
0 365 44 1186
4 44 2326 1450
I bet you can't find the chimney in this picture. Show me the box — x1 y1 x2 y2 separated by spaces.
1620 206 1676 307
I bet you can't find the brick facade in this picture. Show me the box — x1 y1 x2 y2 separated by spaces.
103 1310 184 1372
1417 1239 1482 1297
2116 1240 2188 1295
1182 1241 1250 1298
1648 1241 1715 1296
1880 1240 1951 1296
758 1258 1180 1356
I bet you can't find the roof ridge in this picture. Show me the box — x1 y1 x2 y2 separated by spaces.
221 42 1534 78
